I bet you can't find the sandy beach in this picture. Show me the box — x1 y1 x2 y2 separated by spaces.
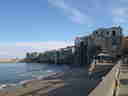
0 67 99 96
47 68 99 96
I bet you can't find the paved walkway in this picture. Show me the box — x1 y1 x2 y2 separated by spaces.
89 64 117 96
115 62 128 96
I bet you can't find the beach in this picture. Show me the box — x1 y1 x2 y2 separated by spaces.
0 67 99 96
47 68 99 96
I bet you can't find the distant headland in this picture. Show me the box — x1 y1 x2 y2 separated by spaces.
0 58 20 63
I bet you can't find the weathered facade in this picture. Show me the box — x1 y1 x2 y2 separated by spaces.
90 26 123 55
25 26 124 66
74 36 88 66
55 46 74 64
25 46 74 65
74 26 123 66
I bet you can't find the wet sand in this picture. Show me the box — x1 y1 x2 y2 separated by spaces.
44 68 99 96
0 68 99 96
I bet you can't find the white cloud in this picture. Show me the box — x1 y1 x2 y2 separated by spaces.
48 0 93 25
16 41 74 51
47 0 128 26
112 3 128 24
112 8 127 23
69 8 92 24
113 8 128 16
0 41 74 58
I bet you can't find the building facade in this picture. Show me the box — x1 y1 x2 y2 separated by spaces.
74 26 123 66
90 26 123 55
74 36 88 66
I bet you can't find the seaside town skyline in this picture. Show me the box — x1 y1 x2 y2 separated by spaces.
0 0 128 96
0 0 128 58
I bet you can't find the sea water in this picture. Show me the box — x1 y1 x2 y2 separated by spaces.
0 63 69 84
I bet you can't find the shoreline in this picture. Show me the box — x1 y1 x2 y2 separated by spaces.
0 66 70 90
0 62 71 85
0 67 99 96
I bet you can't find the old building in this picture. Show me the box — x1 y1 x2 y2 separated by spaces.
74 36 88 66
90 26 123 56
55 46 74 64
74 26 123 66
25 26 123 66
120 36 128 55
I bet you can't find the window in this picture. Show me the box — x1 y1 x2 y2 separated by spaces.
101 31 103 35
112 30 116 36
106 32 109 35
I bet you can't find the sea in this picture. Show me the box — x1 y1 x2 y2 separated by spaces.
0 63 70 84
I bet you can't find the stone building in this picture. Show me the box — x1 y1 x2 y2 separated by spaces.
90 26 123 55
74 26 123 66
120 36 128 55
74 36 88 66
56 46 74 64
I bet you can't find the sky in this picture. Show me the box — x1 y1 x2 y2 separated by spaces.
0 0 128 58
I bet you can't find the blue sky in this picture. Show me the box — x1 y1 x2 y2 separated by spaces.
0 0 128 58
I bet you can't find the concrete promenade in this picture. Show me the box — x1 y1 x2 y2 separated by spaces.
89 60 128 96
114 61 128 96
89 64 118 96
